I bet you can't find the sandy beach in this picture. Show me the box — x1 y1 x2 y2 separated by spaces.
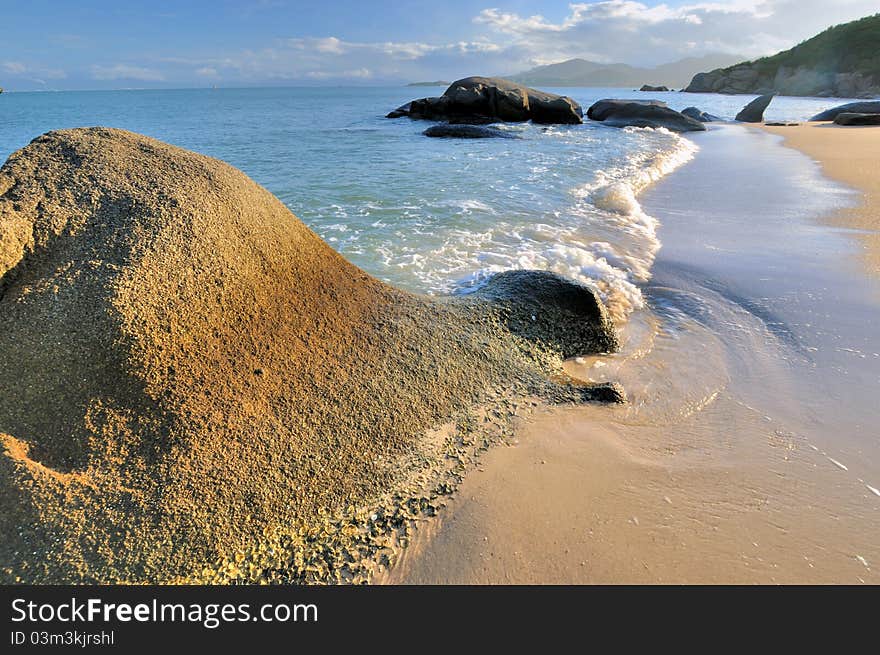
385 123 880 584
761 122 880 276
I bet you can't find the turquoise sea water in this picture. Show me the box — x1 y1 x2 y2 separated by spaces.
0 86 863 320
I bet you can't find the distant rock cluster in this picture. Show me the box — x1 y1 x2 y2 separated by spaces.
681 107 721 122
388 76 584 126
586 99 707 132
585 94 779 130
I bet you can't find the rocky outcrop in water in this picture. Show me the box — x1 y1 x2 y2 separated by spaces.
639 85 669 92
0 128 620 583
810 101 880 121
681 106 721 122
735 94 774 123
586 99 667 121
471 270 619 359
423 124 518 138
586 99 706 132
388 77 583 125
834 112 880 126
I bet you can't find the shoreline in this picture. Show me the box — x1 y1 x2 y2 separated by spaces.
759 122 880 277
383 122 880 584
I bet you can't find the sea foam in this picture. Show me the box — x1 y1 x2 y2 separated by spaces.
455 128 698 323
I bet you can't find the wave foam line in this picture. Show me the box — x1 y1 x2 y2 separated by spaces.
458 130 699 324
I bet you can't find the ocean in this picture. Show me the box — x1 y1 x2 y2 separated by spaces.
0 86 860 323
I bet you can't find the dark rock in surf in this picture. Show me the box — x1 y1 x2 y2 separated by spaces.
586 99 667 121
471 270 619 358
735 94 774 123
833 112 880 126
387 76 583 125
423 124 518 138
639 85 670 92
682 106 721 122
586 99 706 132
810 101 880 122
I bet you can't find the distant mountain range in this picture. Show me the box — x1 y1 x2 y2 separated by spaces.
684 13 880 97
508 53 746 89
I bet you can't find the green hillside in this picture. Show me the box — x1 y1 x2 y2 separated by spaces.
750 13 880 79
685 13 880 96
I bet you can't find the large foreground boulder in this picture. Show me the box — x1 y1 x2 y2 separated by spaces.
834 112 880 126
735 94 774 122
586 99 706 132
388 76 583 125
0 128 619 583
810 101 880 122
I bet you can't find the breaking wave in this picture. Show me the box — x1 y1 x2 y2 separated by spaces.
455 128 698 323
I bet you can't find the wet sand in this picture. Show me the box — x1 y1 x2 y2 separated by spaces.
386 403 878 584
761 122 880 276
385 124 880 584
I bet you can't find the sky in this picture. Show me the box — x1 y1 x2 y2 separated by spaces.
1 0 878 90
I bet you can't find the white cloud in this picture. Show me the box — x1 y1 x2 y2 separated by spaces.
203 1 880 82
2 60 67 83
91 64 165 81
53 0 880 87
161 35 509 83
2 61 28 74
472 1 880 67
305 67 372 79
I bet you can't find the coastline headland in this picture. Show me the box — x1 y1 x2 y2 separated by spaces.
0 127 621 584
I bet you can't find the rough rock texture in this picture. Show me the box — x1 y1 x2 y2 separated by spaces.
682 106 721 122
388 77 583 125
423 124 518 139
639 85 669 92
735 94 774 123
834 112 880 126
0 128 620 583
471 271 618 359
810 101 880 121
586 99 706 132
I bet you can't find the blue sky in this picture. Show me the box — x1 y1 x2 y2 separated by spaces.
1 0 877 90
